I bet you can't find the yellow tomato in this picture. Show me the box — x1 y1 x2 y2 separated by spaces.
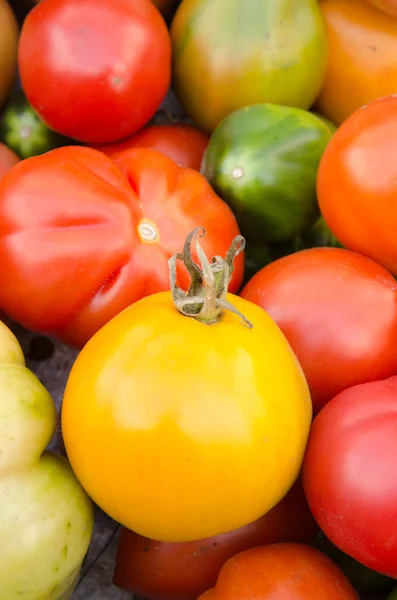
62 289 311 543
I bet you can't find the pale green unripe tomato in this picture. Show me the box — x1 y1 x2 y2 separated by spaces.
0 321 94 599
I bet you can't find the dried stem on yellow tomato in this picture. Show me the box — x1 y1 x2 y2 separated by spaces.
169 227 253 328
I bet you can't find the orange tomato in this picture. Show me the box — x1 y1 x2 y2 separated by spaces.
364 0 397 16
317 95 397 276
315 0 397 125
199 543 358 600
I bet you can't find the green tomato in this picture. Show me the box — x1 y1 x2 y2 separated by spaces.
202 104 333 243
0 321 94 600
0 89 73 159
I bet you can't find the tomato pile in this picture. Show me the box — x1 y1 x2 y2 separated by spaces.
2 0 397 599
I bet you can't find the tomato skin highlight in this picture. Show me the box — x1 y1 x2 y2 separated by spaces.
93 124 209 171
18 0 172 143
303 375 397 578
62 290 312 542
113 478 319 600
318 95 397 277
0 146 242 348
241 247 397 414
197 543 358 600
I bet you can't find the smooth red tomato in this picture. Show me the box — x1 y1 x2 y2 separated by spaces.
303 375 397 577
93 124 209 171
241 247 397 414
198 543 358 600
0 146 243 348
18 0 171 143
318 95 397 277
315 0 397 126
0 143 19 178
113 478 319 600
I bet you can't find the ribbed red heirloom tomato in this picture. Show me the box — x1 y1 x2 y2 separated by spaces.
94 124 209 171
113 478 319 600
198 543 358 600
0 146 243 348
18 0 171 143
241 247 397 414
303 375 397 578
318 96 397 276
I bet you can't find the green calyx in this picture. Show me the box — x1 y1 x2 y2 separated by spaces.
169 227 253 328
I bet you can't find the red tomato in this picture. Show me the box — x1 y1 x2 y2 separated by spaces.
0 146 243 348
241 247 397 414
0 143 19 179
318 95 397 277
18 0 171 143
113 478 319 600
303 375 397 577
94 124 209 171
198 543 358 600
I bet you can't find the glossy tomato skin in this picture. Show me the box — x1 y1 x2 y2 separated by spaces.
18 0 171 143
93 124 209 170
318 96 397 276
241 247 397 414
303 375 397 577
315 0 397 125
0 142 19 178
113 478 319 600
62 292 312 542
0 146 243 348
198 543 358 600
